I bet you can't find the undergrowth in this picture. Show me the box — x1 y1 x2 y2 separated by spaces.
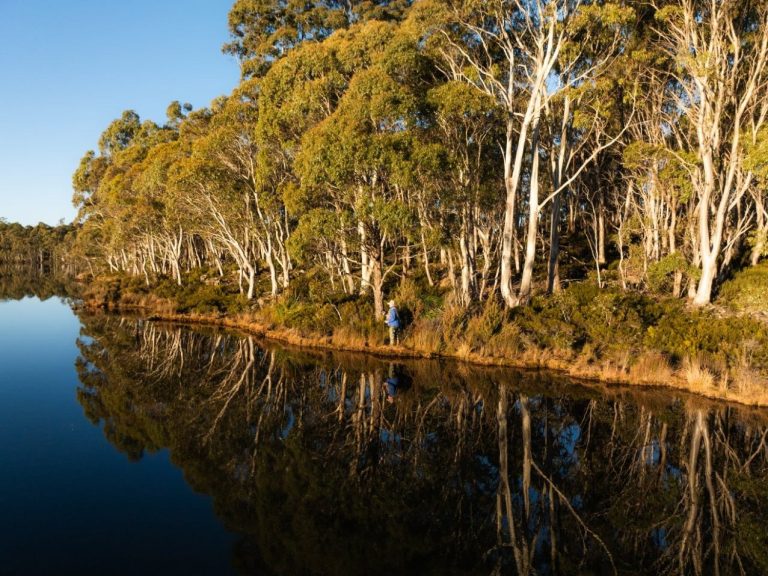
80 264 768 401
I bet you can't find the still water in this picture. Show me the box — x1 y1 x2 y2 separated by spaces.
0 297 236 575
2 294 768 575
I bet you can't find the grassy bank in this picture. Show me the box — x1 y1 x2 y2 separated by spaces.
75 264 768 406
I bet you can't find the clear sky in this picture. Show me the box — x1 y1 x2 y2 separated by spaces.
0 0 240 226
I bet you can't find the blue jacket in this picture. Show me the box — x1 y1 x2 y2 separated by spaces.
386 306 400 328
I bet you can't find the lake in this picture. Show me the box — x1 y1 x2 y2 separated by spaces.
1 293 768 575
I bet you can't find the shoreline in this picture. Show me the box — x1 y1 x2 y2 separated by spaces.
76 298 768 409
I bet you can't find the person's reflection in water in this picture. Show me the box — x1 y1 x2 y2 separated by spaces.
383 363 400 404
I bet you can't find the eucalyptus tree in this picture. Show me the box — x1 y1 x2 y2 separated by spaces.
511 3 634 303
72 110 137 229
225 0 411 78
72 111 178 277
166 103 268 300
535 4 636 295
294 22 424 316
431 0 551 306
253 32 356 293
621 137 698 295
654 0 768 305
425 81 502 305
97 110 142 158
133 139 190 284
744 125 768 266
296 73 417 316
187 94 292 296
0 221 75 271
586 0 704 297
427 0 633 306
71 149 112 273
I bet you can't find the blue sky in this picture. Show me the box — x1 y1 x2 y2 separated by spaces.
0 0 239 226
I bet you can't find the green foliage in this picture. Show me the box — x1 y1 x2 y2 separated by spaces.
426 80 497 119
622 141 695 202
0 221 76 268
98 110 141 157
508 281 768 374
646 307 768 371
463 299 505 352
647 252 698 293
265 299 340 335
371 198 417 239
719 263 768 314
155 274 249 314
392 276 444 321
287 209 343 264
747 228 768 258
514 285 588 352
224 0 410 78
654 5 684 25
744 127 768 194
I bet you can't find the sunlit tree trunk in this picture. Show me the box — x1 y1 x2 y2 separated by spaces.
518 114 542 304
370 246 384 319
359 221 371 295
751 191 766 265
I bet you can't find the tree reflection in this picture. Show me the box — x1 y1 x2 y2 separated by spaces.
73 310 768 575
0 266 74 302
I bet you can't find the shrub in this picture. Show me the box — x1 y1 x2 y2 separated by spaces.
337 298 380 342
645 308 768 372
437 303 470 351
392 276 445 323
464 299 505 353
718 262 768 314
485 321 526 358
176 284 227 314
647 252 699 294
514 291 579 352
407 317 444 353
263 300 319 333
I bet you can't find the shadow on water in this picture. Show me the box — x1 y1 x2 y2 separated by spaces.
71 309 768 576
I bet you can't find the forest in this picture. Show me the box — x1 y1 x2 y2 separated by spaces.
7 0 768 397
0 219 75 270
68 0 768 308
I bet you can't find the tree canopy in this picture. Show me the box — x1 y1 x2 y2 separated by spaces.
56 0 768 312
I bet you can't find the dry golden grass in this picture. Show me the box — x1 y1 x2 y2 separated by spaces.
454 342 473 360
730 368 768 404
681 356 715 391
517 346 559 368
406 319 443 354
331 325 373 349
629 351 675 385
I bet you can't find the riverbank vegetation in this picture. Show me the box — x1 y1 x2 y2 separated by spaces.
78 261 768 405
3 0 768 401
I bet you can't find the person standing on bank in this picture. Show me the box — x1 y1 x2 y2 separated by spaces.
384 300 400 345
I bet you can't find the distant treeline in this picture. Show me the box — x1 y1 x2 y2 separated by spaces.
42 0 768 314
0 220 76 271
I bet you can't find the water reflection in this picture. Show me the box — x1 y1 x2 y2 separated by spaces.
73 311 768 575
0 266 74 301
